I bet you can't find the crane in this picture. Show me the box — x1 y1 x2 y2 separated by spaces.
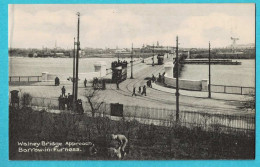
231 37 239 53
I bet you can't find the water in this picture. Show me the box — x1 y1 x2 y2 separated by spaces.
9 57 255 87
9 57 137 76
180 59 255 87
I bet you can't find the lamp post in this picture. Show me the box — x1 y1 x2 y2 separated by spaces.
208 41 211 98
167 46 168 58
175 36 180 122
152 43 155 66
72 37 76 111
74 12 80 102
117 45 119 63
130 43 133 79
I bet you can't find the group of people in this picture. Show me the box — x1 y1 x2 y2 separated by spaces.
131 72 167 97
58 86 84 114
157 72 165 83
132 85 147 96
93 77 106 90
150 73 166 83
58 93 73 110
59 86 72 110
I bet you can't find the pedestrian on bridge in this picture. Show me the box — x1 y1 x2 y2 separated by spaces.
141 85 147 96
132 86 136 96
152 74 156 83
55 77 60 86
138 86 141 94
158 73 162 82
61 86 66 97
116 80 120 90
84 78 87 88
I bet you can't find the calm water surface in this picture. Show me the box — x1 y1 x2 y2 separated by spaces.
9 57 135 76
180 59 255 87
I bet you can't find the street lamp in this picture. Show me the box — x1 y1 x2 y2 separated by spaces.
208 41 211 98
152 43 155 66
130 43 133 79
175 36 180 122
74 12 80 102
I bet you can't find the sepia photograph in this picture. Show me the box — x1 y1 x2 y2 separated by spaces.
8 3 255 160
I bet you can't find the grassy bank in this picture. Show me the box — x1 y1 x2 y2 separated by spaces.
9 107 255 160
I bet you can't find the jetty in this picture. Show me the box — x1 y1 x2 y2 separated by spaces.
182 59 241 65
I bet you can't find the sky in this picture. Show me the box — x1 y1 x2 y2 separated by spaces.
8 4 255 49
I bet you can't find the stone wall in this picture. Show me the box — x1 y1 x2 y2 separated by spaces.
164 76 208 91
164 62 208 91
42 61 107 82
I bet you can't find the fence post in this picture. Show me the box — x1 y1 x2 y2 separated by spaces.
224 86 226 93
19 76 20 82
241 87 243 95
38 76 40 82
28 77 30 82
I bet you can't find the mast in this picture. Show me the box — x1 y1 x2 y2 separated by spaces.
176 36 179 122
72 37 76 110
74 12 80 101
208 41 211 98
130 43 133 79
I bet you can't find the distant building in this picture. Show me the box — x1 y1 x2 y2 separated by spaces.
55 53 65 57
115 49 131 54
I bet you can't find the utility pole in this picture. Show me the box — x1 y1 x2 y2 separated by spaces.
167 46 169 58
117 45 119 62
176 36 179 122
208 41 211 98
152 43 154 66
72 37 76 108
130 43 133 79
74 12 80 102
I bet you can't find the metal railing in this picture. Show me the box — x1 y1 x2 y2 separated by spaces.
28 97 255 133
9 76 42 82
211 84 255 95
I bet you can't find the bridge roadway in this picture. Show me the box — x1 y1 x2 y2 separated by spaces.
100 57 252 116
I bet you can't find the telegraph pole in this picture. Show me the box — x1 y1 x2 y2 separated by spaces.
176 36 179 122
152 43 155 66
72 37 76 103
167 46 168 58
117 45 119 62
208 41 211 98
130 43 133 79
74 12 80 101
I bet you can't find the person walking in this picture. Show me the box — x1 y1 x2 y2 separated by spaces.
132 86 136 96
84 78 87 88
61 86 66 97
152 74 156 83
138 86 141 94
55 77 58 86
158 73 162 82
58 95 62 110
141 85 146 96
116 80 119 90
149 80 152 88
